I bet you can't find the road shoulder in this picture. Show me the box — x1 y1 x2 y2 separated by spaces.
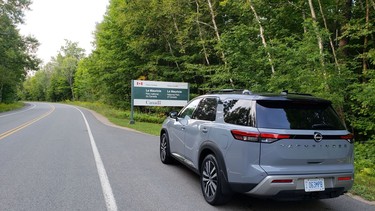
80 106 155 136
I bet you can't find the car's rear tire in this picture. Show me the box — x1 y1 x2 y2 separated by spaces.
200 154 231 205
160 132 173 164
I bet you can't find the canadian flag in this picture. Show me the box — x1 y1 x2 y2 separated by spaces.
136 81 143 86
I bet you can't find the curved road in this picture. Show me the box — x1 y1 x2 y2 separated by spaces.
0 102 373 211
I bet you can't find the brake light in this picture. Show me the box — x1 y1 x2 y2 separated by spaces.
338 176 352 181
260 133 291 139
340 134 354 143
231 130 259 142
260 133 290 143
231 130 290 143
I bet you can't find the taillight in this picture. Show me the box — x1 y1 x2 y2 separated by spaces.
231 130 259 142
340 134 354 143
231 130 290 143
260 133 290 143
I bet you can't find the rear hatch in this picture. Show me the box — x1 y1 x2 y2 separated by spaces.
256 99 354 175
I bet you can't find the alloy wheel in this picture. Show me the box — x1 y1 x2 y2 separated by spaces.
202 159 218 198
160 134 167 161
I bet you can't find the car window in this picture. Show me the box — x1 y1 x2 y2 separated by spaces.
178 98 201 119
193 97 217 121
256 100 346 130
223 99 256 127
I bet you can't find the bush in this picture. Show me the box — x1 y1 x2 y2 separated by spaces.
0 102 24 112
351 140 375 201
355 140 375 177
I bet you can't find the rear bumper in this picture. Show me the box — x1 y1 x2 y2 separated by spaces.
246 173 353 199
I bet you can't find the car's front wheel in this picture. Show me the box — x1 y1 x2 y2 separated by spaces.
160 132 173 164
200 154 231 205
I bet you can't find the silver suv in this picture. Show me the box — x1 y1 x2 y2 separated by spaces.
160 90 354 205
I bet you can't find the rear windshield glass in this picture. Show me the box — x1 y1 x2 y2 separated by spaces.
256 100 346 130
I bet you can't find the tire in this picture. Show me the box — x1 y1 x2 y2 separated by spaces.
160 132 173 164
200 154 231 205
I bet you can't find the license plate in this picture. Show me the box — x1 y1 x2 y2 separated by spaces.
304 178 325 192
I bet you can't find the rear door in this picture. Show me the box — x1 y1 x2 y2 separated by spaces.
256 100 354 175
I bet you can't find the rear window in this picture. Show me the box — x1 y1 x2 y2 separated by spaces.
223 99 256 127
256 100 346 130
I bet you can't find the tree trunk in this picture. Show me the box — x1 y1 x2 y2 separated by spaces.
303 10 307 34
165 37 182 71
68 74 75 101
207 0 226 64
247 0 275 74
363 0 369 80
338 0 352 57
207 0 234 87
0 83 3 103
318 0 340 72
195 0 210 65
308 0 325 67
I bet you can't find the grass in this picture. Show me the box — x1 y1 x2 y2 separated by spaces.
0 102 24 113
66 101 163 136
350 141 375 201
350 174 375 201
109 117 162 136
66 101 375 202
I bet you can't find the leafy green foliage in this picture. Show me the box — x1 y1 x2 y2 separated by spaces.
21 1 375 144
21 0 375 160
0 0 40 103
352 140 375 201
20 40 84 102
355 141 375 176
0 102 24 112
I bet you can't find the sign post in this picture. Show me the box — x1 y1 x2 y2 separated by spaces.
130 80 135 124
130 80 189 124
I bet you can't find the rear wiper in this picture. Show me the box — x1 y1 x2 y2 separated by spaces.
312 123 334 129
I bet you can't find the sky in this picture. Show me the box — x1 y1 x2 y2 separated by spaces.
19 0 109 64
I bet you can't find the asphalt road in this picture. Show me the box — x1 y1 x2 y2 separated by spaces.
0 102 374 211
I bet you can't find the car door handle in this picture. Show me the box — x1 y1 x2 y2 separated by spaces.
201 128 208 133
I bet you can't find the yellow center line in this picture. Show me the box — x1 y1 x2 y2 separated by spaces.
0 104 55 140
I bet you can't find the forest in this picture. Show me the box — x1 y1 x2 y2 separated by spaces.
16 0 374 143
1 0 375 200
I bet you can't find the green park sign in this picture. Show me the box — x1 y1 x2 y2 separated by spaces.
130 80 189 124
131 80 189 107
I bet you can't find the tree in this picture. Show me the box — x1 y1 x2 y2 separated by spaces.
20 0 372 143
21 40 85 102
57 40 85 100
0 0 40 103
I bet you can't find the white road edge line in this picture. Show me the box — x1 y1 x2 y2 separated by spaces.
74 107 118 211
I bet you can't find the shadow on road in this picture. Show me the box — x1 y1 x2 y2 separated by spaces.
167 162 368 211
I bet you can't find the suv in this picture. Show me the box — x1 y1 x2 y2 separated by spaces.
160 90 354 205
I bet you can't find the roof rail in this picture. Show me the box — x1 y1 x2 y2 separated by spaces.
281 90 312 96
208 89 252 95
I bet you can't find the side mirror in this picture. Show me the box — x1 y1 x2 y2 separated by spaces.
169 111 178 119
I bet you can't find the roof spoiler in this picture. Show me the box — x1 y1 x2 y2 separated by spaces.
208 89 252 95
281 90 312 96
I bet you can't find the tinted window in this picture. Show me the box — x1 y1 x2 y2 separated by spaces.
223 99 256 127
179 98 201 119
193 98 217 121
256 100 346 130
